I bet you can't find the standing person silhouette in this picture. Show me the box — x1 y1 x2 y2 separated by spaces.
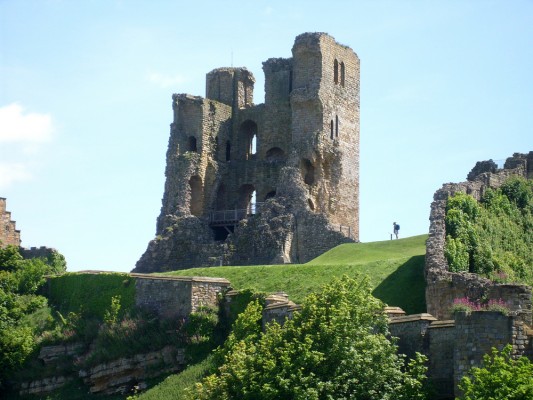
393 222 400 239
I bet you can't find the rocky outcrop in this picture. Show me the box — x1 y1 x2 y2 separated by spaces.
38 342 84 364
19 376 73 396
79 346 185 395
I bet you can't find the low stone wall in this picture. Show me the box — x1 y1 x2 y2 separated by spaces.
389 310 533 400
133 274 230 319
428 320 455 399
262 292 300 329
388 314 436 360
453 312 515 394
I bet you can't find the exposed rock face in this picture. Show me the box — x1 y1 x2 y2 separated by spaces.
19 376 73 396
425 152 533 321
79 346 184 395
38 342 84 364
135 32 360 272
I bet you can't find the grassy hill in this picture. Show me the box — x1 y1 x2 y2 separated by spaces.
160 234 428 314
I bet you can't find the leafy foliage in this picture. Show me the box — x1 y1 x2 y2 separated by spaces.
458 345 533 399
444 177 533 282
47 273 135 319
0 246 67 389
191 276 428 400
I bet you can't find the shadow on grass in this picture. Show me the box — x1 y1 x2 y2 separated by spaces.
372 255 426 315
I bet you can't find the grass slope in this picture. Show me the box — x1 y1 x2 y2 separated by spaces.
135 356 214 400
161 234 428 314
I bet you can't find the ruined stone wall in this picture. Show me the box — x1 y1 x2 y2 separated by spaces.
19 246 57 260
425 152 533 320
0 197 21 247
133 275 230 319
290 33 360 237
137 33 359 272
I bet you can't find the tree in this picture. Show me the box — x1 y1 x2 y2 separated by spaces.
191 275 427 400
458 345 533 400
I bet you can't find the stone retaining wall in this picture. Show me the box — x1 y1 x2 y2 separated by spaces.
133 274 230 319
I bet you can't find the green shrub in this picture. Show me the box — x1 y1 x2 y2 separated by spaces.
47 273 135 320
444 176 533 283
191 276 428 399
458 345 533 399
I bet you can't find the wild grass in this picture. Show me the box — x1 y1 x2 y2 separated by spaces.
133 355 215 400
46 272 136 319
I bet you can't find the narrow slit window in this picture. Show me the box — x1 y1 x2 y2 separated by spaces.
226 141 231 161
334 59 339 85
335 115 339 138
340 62 345 87
330 120 334 139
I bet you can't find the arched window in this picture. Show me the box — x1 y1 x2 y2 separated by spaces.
188 136 197 152
265 147 285 162
334 59 339 85
215 184 226 210
265 190 276 200
238 184 256 212
335 115 339 138
189 176 203 216
330 120 334 139
226 140 231 161
239 120 258 160
340 62 345 87
300 159 315 185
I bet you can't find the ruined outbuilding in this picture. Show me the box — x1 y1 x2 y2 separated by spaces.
135 33 360 272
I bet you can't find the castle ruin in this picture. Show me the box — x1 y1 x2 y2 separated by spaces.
1 197 21 247
135 33 360 272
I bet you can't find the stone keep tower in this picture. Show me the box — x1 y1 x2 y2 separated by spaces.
135 33 360 272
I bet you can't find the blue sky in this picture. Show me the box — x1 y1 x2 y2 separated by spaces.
0 0 531 272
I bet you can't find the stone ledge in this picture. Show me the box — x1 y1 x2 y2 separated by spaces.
72 270 230 285
389 313 438 324
133 274 230 284
429 320 455 329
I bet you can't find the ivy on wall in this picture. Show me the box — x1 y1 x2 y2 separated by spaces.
444 176 533 284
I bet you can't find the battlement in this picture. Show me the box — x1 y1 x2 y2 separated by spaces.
206 67 255 109
0 197 21 247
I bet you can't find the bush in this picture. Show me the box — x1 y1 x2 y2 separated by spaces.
444 177 533 283
191 275 428 399
458 345 533 399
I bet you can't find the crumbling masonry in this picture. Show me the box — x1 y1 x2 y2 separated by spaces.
0 197 21 247
135 33 360 272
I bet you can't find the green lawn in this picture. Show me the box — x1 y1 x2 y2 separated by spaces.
160 234 428 314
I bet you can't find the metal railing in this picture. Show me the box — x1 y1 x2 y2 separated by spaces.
329 223 355 239
209 202 265 225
